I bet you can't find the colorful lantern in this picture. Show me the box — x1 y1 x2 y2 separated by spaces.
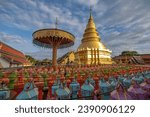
140 79 150 99
118 75 125 84
55 83 70 100
69 78 80 99
110 83 132 100
51 78 61 96
87 76 95 87
123 76 132 89
127 81 147 100
110 79 118 90
0 82 10 99
132 75 143 84
16 81 38 100
81 80 94 99
99 79 111 100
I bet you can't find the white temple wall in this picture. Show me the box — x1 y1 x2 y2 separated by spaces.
0 57 10 68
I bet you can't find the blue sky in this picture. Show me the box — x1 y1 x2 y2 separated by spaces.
0 0 150 59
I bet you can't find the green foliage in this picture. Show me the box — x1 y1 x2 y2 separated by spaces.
121 51 139 56
66 73 70 77
0 72 3 78
9 72 17 79
25 55 36 65
26 57 52 66
74 74 78 78
24 71 29 79
8 72 17 89
41 72 48 87
35 60 41 65
42 58 51 63
41 73 48 79
80 71 85 76
103 69 109 74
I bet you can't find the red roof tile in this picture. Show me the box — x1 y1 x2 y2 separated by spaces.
0 42 28 64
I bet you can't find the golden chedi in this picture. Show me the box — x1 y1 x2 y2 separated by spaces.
75 9 112 65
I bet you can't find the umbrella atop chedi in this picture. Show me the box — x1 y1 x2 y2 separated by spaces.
32 20 75 70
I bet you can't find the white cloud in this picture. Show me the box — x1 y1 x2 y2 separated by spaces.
0 0 150 59
0 32 38 54
92 0 150 56
0 0 84 31
74 0 99 6
0 32 27 44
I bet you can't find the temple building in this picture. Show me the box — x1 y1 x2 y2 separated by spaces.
113 54 150 65
140 54 150 64
57 51 75 65
0 41 31 68
75 9 112 65
113 55 145 64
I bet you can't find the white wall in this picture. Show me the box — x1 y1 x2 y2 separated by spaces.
0 57 10 68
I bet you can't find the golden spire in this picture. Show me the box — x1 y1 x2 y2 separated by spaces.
89 5 93 20
76 6 112 65
77 6 107 50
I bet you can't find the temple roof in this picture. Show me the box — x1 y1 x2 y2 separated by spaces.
0 41 29 64
57 51 74 63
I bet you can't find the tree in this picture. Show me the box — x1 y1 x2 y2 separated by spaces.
121 51 139 56
25 55 36 65
42 58 51 63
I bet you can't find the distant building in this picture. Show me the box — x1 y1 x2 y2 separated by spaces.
0 41 31 68
57 51 75 65
35 59 52 66
113 55 148 64
140 54 150 64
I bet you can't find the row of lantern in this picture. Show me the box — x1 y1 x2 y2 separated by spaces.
50 71 150 100
0 80 38 100
1 71 149 100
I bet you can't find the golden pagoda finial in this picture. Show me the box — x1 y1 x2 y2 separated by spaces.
55 17 58 29
89 5 93 19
